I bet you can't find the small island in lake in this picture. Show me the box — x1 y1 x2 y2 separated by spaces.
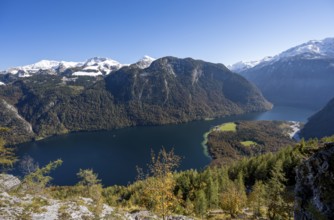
205 121 299 166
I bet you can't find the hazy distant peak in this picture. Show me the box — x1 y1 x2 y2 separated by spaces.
228 37 334 73
279 37 334 59
5 60 83 75
228 56 273 73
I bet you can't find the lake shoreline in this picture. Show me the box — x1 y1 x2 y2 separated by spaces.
13 106 316 186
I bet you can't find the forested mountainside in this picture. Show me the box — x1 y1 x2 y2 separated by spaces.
301 97 334 139
206 121 297 166
0 57 271 145
231 38 334 109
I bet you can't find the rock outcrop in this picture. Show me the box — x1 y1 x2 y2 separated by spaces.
295 142 334 220
0 173 193 220
0 174 21 192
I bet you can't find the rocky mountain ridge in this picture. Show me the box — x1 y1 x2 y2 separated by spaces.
295 142 334 220
229 38 334 109
0 56 156 80
228 38 334 72
0 56 271 145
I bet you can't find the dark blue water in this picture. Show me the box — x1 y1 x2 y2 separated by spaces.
14 106 315 186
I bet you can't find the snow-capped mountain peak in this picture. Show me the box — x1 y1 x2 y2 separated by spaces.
133 55 155 69
278 37 334 59
84 57 121 66
5 60 84 75
1 55 156 77
228 56 273 73
228 37 334 73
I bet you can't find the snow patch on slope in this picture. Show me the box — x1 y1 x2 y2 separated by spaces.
72 71 103 77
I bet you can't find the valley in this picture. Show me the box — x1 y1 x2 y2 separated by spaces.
0 57 271 145
12 105 314 186
0 39 333 220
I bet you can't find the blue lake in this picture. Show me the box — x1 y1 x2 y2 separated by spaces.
15 105 315 186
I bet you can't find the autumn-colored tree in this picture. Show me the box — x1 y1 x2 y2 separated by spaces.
141 147 181 220
220 173 247 217
248 180 266 217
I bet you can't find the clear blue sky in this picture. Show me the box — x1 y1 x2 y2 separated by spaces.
1 0 334 70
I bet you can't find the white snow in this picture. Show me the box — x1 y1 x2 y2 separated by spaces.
83 66 99 71
228 38 334 72
134 55 156 69
228 56 273 72
18 72 32 78
279 38 334 59
82 57 125 75
72 71 103 77
2 55 158 77
84 57 122 68
5 60 83 77
0 81 5 86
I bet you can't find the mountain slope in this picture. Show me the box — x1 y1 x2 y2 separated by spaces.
0 57 271 144
231 38 334 109
301 97 334 139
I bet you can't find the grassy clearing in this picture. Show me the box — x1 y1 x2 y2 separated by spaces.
240 141 257 147
218 123 237 132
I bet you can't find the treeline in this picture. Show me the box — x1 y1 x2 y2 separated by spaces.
99 137 332 219
1 131 333 219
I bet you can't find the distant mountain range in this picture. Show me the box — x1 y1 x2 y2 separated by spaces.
0 56 155 79
0 57 271 144
228 38 334 109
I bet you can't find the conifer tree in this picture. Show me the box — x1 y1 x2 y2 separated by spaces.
207 176 219 209
248 180 266 217
195 189 207 219
266 160 287 220
77 169 104 215
21 159 62 193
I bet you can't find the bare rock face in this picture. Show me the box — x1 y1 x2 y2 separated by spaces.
294 142 334 220
0 174 21 192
